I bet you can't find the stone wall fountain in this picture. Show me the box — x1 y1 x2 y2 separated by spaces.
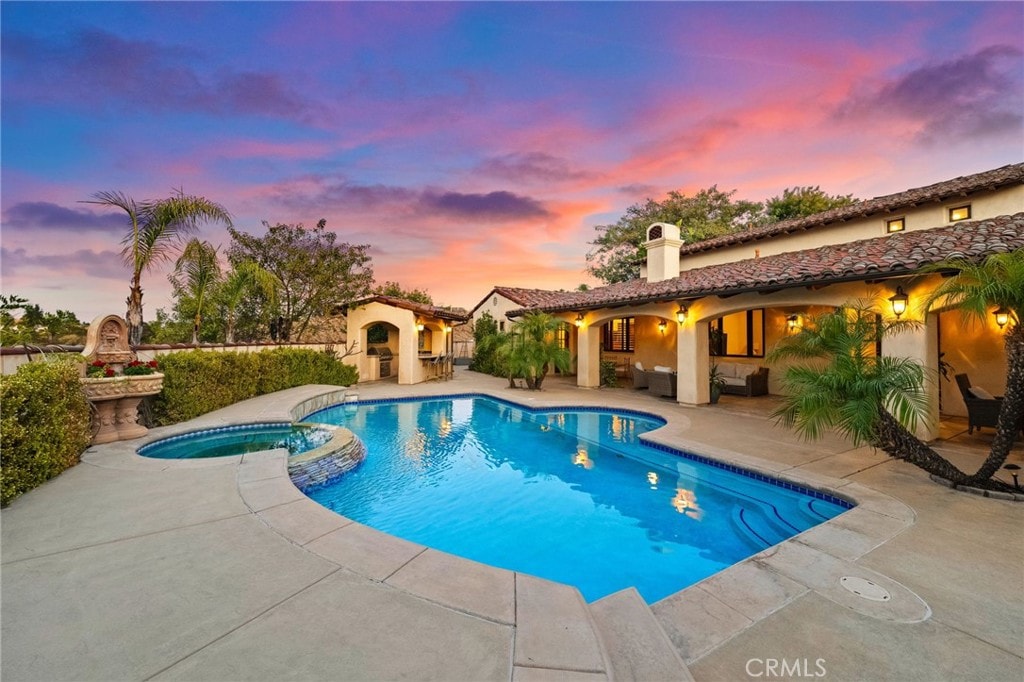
80 315 164 445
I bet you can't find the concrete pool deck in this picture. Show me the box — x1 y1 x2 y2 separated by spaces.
2 369 1022 681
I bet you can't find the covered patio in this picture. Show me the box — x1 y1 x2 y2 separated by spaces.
343 296 469 386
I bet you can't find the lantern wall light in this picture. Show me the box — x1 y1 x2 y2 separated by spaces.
994 307 1010 329
676 304 688 325
416 319 425 332
786 314 802 333
658 320 668 335
574 313 585 328
889 287 909 319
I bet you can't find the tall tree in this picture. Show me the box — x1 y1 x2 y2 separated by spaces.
923 250 1024 483
219 261 279 344
227 219 373 341
764 186 856 222
84 190 232 345
586 187 763 283
170 239 222 345
373 281 433 305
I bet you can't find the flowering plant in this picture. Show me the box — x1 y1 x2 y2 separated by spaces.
85 359 159 378
86 360 115 378
123 360 159 376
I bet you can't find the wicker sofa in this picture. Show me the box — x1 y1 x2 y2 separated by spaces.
646 369 677 398
716 362 769 396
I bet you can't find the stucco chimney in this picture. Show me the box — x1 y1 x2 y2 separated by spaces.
643 222 684 282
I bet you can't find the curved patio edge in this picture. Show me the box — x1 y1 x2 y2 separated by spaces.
223 383 924 672
85 380 926 678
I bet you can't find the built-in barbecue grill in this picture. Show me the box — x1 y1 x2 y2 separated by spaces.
372 347 393 377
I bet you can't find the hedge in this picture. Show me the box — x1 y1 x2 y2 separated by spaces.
151 348 358 425
1 359 92 507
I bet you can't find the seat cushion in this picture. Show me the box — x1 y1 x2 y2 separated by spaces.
969 386 996 400
653 365 673 373
733 364 757 380
721 377 745 386
716 363 737 378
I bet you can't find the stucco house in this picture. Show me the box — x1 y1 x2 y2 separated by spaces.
505 163 1024 440
343 296 469 385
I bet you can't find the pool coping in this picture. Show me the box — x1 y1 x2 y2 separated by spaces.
125 384 925 670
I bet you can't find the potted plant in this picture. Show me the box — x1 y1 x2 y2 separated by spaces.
709 363 727 404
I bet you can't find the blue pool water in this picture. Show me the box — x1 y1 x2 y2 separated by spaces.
306 396 851 603
139 423 332 459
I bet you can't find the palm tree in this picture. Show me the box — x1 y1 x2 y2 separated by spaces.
768 304 975 486
170 239 221 345
923 250 1024 483
84 190 232 345
219 261 279 343
509 312 572 390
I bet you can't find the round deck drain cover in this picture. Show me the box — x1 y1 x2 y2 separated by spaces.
840 576 891 602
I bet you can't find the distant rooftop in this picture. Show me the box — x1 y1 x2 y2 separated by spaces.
677 162 1024 256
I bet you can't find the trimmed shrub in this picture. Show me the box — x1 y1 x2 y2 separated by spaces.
151 348 357 425
1 359 91 506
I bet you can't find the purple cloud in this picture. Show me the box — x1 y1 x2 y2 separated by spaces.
2 29 311 121
271 178 549 223
3 202 125 233
419 190 550 221
2 247 126 280
838 45 1023 142
476 152 593 184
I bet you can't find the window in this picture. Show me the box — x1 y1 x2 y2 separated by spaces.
885 217 905 233
499 320 506 332
555 323 570 350
948 205 971 222
710 309 764 358
602 317 635 352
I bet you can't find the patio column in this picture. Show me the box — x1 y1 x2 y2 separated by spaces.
576 322 601 388
884 312 940 441
677 319 710 404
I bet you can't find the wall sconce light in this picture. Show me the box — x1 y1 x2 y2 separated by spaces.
416 319 425 332
574 313 585 328
443 325 452 333
993 307 1010 329
675 304 688 325
786 314 801 333
888 287 909 319
658 320 667 335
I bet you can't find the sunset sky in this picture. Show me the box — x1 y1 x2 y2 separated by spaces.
2 2 1022 321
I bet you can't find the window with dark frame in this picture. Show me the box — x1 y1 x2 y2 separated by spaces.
709 309 765 358
948 204 971 222
885 217 905 233
602 317 635 352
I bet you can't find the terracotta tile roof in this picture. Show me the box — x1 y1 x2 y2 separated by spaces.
344 295 470 321
511 213 1024 314
679 163 1024 256
468 286 575 316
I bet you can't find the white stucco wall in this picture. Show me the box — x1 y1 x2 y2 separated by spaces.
679 185 1024 271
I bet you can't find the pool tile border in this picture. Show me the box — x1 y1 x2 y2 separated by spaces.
303 391 854 511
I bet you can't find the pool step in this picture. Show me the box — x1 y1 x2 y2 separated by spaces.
731 504 791 550
589 588 694 682
513 574 610 677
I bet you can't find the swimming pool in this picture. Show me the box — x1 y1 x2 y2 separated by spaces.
139 423 333 459
306 395 851 603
